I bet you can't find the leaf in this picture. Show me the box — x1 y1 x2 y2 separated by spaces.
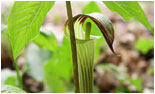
1 85 26 93
103 1 153 33
135 38 154 54
33 32 58 52
64 13 117 55
5 76 18 87
99 64 127 80
8 1 55 60
44 37 73 92
26 43 52 82
82 1 101 14
124 77 142 92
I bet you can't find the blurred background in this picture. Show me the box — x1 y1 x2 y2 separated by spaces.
1 1 154 93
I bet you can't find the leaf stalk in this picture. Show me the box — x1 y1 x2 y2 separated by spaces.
14 59 22 88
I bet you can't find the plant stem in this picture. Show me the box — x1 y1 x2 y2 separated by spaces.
65 1 80 93
14 59 22 88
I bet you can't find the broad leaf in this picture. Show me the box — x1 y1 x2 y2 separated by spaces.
1 85 26 93
103 1 153 33
33 32 58 52
44 37 73 92
8 1 55 60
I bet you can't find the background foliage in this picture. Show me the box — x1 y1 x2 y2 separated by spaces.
1 1 154 93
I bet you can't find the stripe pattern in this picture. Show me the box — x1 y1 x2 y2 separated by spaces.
76 39 96 93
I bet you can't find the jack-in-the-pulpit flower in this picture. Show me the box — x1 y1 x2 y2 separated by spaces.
64 13 116 93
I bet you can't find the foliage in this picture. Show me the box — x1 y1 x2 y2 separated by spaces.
25 43 52 82
135 39 154 54
99 64 127 80
8 1 55 60
99 64 142 92
25 32 57 82
82 1 101 14
115 87 133 93
44 37 73 92
5 76 18 87
33 32 58 52
1 85 26 93
123 77 143 92
103 1 153 33
5 1 153 93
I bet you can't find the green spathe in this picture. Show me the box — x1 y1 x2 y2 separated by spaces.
64 13 116 93
76 39 97 93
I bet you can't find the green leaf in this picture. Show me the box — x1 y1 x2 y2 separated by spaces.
33 32 58 52
44 37 73 93
8 1 55 60
82 1 101 14
135 38 154 54
103 1 153 33
125 77 142 92
99 64 127 80
26 43 52 82
1 85 26 93
5 76 18 87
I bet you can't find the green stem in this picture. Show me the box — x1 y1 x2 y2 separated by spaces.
14 59 22 88
65 1 80 93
